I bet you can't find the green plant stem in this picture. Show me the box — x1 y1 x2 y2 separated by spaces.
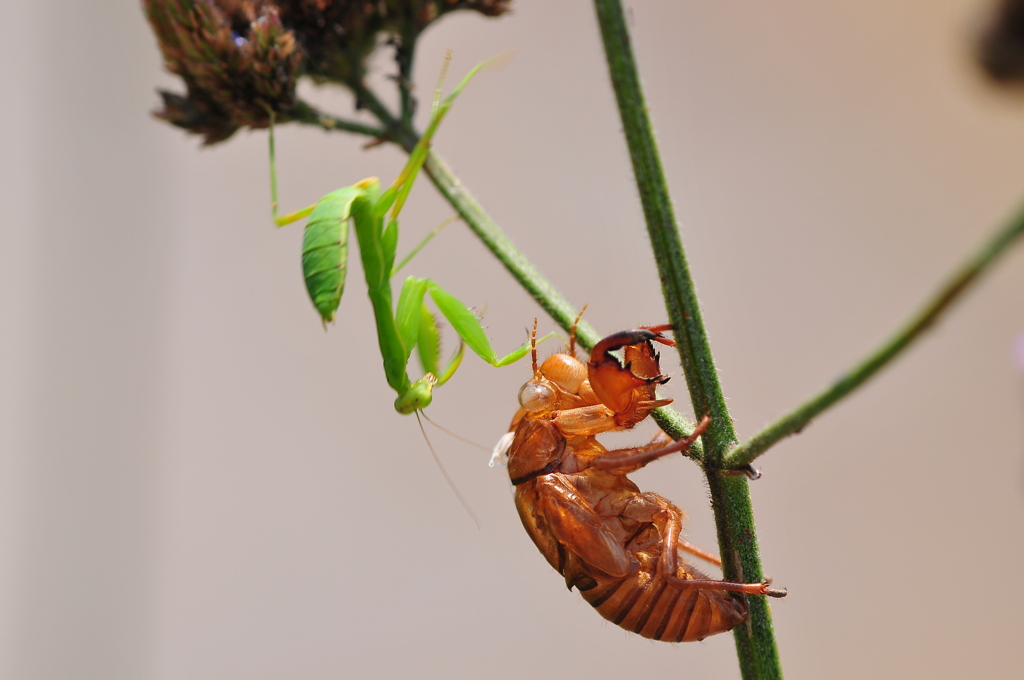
725 200 1024 470
592 1 780 678
396 24 418 131
290 101 385 138
420 152 598 345
350 82 401 138
292 92 707 457
592 0 731 449
422 151 706 458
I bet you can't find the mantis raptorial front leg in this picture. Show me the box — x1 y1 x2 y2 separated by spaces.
268 54 553 414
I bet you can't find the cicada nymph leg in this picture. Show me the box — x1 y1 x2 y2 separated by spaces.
589 415 710 471
588 416 783 597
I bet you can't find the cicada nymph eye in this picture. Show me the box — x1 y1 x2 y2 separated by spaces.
518 379 556 412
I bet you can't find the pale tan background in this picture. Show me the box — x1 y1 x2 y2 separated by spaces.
2 1 1024 678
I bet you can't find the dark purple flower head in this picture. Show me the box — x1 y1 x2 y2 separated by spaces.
143 0 513 143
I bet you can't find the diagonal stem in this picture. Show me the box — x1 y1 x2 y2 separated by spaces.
350 82 402 139
290 101 385 138
395 23 419 131
291 95 707 457
421 152 600 346
592 1 781 678
725 200 1024 470
421 151 704 457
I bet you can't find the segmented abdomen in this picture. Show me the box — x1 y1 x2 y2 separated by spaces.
579 550 748 642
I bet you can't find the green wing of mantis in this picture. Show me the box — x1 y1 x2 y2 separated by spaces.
300 186 361 323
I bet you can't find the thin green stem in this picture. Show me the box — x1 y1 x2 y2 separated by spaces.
290 101 385 138
593 1 780 678
351 83 402 139
421 150 704 457
292 85 707 457
592 0 731 448
421 152 599 346
725 200 1024 470
395 24 419 131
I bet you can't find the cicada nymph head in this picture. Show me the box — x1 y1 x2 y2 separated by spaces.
517 348 596 415
518 378 557 412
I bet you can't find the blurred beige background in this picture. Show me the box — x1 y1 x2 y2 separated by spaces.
2 1 1024 678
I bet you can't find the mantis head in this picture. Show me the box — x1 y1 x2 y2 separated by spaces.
394 374 438 414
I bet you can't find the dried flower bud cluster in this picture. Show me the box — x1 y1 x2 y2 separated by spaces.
272 0 511 84
144 0 512 144
145 0 303 143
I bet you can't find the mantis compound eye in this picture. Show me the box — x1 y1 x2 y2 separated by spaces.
518 379 555 412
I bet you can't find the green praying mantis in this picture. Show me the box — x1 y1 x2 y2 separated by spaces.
269 54 551 415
